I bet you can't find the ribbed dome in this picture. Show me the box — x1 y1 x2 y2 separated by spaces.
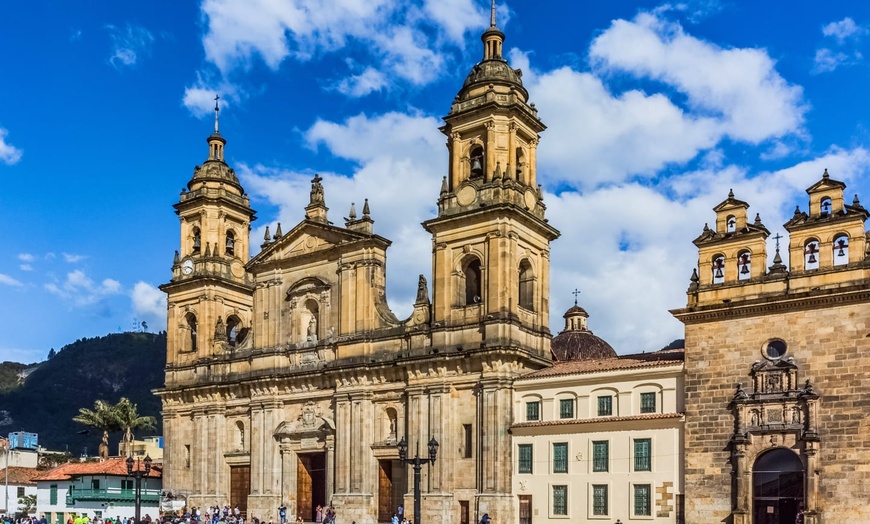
460 59 526 95
550 303 617 361
189 157 242 191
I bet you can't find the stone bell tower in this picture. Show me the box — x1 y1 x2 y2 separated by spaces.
161 96 256 368
423 0 559 355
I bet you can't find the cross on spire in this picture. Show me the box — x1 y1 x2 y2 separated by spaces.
773 232 783 251
572 288 581 306
214 94 220 133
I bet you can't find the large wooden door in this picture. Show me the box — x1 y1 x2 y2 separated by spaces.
377 460 393 522
230 465 251 518
518 495 532 524
297 453 327 522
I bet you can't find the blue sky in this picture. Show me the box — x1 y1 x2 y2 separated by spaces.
3 0 870 364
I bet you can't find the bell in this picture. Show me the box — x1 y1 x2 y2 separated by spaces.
193 236 201 251
471 157 483 175
714 267 724 279
808 253 817 263
740 264 750 275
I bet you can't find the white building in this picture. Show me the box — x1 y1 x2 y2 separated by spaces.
34 458 162 524
511 305 685 523
0 466 39 517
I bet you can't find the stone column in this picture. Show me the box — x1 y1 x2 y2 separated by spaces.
485 122 495 182
528 138 538 188
280 443 298 517
325 435 335 504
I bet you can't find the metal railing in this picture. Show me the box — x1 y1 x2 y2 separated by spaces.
66 488 161 505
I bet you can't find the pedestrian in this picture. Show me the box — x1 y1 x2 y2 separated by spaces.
278 506 286 524
315 506 322 524
480 514 489 524
391 514 398 524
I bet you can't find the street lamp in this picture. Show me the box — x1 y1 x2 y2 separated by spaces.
126 455 152 524
397 436 439 524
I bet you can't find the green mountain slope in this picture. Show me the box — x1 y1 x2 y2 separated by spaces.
0 332 166 453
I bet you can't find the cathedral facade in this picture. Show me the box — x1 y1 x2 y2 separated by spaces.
672 174 870 523
157 12 557 524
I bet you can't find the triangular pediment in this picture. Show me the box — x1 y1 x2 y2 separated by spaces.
806 173 846 194
248 220 371 267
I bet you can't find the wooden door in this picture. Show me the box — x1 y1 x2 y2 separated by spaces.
377 460 393 522
230 465 251 518
459 501 469 524
518 495 532 524
297 456 313 521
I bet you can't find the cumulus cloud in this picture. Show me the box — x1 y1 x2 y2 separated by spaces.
17 253 35 262
62 253 86 263
182 74 243 117
0 128 23 165
198 0 486 91
0 274 23 287
822 17 866 44
106 24 155 69
45 269 122 306
131 282 167 329
334 66 388 97
590 12 807 144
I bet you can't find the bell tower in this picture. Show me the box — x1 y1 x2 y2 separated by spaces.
161 96 256 368
423 0 559 353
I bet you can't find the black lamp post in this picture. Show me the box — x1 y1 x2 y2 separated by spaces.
397 436 439 524
126 455 152 524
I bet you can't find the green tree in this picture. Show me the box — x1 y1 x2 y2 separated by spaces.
114 397 156 457
72 399 119 458
47 348 57 359
19 494 37 514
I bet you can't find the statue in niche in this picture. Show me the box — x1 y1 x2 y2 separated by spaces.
750 410 760 426
766 373 782 393
214 316 226 340
792 407 801 424
307 316 317 342
733 382 749 400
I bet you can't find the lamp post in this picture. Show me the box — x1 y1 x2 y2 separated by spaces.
126 455 152 524
397 436 439 524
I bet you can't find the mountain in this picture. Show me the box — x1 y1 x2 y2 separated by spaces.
0 332 166 453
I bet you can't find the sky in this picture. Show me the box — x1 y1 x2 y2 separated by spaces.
3 0 870 364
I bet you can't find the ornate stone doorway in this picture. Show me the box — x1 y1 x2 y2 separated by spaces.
752 449 804 524
297 453 327 522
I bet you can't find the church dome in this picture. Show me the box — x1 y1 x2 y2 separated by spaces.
550 303 617 361
460 59 526 96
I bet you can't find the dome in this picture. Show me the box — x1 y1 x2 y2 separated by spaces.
460 59 526 95
550 303 617 361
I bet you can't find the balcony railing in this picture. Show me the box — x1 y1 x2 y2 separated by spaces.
66 488 161 505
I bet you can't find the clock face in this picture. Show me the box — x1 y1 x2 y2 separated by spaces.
182 260 194 275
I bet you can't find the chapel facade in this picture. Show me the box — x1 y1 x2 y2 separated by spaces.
671 173 870 523
157 7 558 524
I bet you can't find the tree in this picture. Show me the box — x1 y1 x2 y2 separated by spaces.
19 494 36 515
114 397 156 457
47 348 56 359
72 400 119 459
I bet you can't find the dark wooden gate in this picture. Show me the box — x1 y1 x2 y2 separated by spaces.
377 460 393 522
518 495 532 524
230 465 250 518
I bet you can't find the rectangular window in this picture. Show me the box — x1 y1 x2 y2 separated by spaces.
634 438 651 471
634 484 652 516
559 399 574 419
518 444 533 474
463 424 473 458
185 444 192 468
640 392 657 413
526 401 541 421
17 486 25 497
592 484 608 516
91 479 100 490
592 441 609 472
552 443 568 473
49 484 57 505
552 485 568 516
597 395 613 416
121 480 133 492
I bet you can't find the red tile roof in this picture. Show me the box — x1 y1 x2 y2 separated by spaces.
0 466 40 485
33 457 162 482
512 412 684 429
517 349 684 380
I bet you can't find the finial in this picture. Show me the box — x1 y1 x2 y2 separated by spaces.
823 168 829 179
309 174 325 205
264 226 271 242
571 288 580 306
274 222 283 239
440 176 448 194
493 161 502 180
348 202 357 220
690 268 699 283
703 223 709 232
793 205 801 217
728 188 734 199
754 213 762 226
773 232 783 251
362 198 370 217
854 194 862 208
490 0 497 27
214 95 220 134
173 250 180 264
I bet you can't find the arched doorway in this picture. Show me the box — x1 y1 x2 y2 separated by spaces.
753 448 804 524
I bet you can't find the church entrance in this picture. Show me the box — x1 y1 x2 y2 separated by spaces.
752 449 804 524
296 453 326 522
230 465 250 518
376 460 405 522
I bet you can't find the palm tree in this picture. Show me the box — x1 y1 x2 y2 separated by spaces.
114 397 156 457
73 400 119 459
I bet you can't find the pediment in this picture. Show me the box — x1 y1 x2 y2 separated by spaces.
249 220 369 267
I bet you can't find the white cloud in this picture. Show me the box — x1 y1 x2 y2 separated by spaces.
19 264 33 272
822 17 866 44
334 66 388 97
106 24 154 69
813 48 850 74
44 269 122 306
131 282 168 330
0 128 23 165
17 253 35 262
62 253 86 263
198 0 486 92
182 74 244 118
0 274 23 287
590 12 807 143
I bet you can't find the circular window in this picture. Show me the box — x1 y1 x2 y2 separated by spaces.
764 339 787 360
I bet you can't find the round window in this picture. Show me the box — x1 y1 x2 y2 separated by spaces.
765 339 787 360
